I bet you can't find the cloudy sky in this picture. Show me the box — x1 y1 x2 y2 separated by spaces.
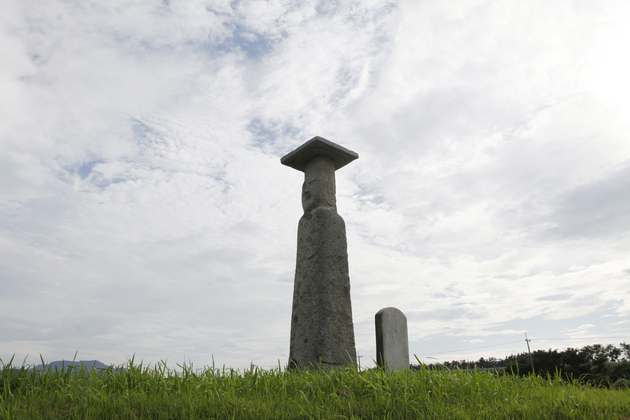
2 0 630 370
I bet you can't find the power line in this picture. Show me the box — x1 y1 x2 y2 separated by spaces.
531 336 628 341
418 340 523 356
416 336 628 358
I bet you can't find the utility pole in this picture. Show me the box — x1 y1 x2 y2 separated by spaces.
525 333 535 375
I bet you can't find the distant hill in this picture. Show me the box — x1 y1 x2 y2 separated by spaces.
31 360 123 373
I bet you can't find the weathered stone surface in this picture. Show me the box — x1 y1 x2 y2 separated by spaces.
281 137 358 370
375 307 409 371
281 136 358 172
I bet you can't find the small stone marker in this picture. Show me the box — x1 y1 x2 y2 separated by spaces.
375 307 409 371
281 136 358 370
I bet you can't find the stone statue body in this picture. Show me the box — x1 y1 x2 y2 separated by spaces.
288 155 357 369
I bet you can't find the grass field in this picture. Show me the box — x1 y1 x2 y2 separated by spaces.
2 357 630 419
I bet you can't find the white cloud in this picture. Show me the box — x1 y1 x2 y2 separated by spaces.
1 0 629 370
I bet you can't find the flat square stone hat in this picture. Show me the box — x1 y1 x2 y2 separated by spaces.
281 136 359 172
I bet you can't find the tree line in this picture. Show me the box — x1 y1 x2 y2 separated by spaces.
414 343 630 387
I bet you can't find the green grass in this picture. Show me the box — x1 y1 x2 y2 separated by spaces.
1 356 629 419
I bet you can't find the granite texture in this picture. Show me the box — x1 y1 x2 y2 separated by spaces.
281 140 358 370
280 136 358 172
375 307 409 371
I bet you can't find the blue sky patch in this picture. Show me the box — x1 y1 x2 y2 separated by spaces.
214 24 278 59
77 160 102 180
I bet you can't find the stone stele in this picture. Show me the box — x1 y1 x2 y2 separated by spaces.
375 307 409 371
281 136 359 370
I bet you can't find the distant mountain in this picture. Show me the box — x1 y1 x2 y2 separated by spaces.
31 360 124 373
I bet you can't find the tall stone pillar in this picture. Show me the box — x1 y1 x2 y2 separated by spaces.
281 136 359 370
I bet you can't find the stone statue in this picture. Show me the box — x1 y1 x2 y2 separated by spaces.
281 136 359 370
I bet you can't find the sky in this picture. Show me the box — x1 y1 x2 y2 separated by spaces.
1 0 630 371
